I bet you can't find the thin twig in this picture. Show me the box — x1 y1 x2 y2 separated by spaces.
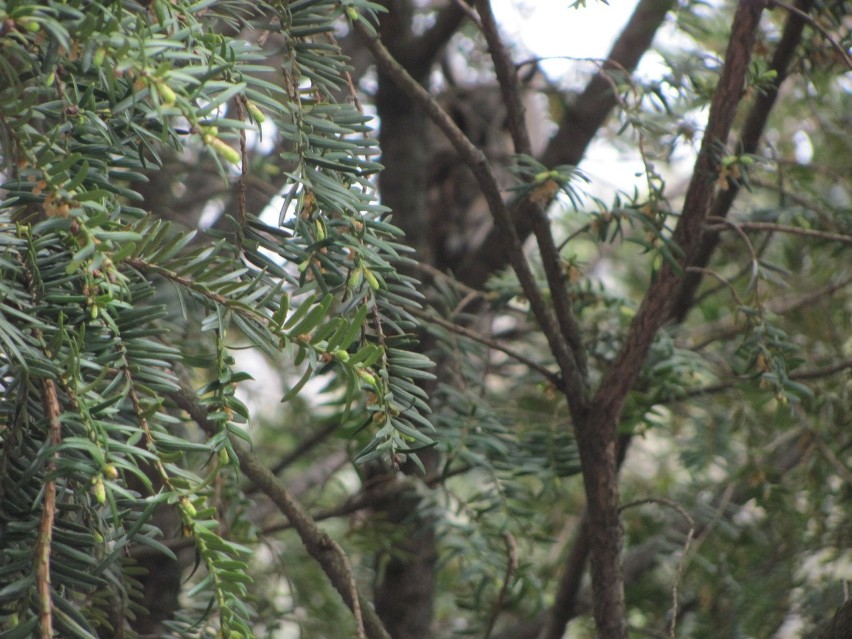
703 216 762 310
414 261 493 302
771 0 852 69
451 0 482 29
170 386 390 639
689 274 852 351
705 220 852 245
749 176 834 216
690 231 774 313
483 532 519 639
411 0 474 65
474 0 532 156
353 16 587 414
268 465 473 533
476 0 589 386
675 357 852 399
22 247 62 639
669 0 813 323
811 431 852 486
620 498 695 639
268 421 340 477
348 559 367 639
407 306 562 386
684 483 734 571
685 267 747 310
37 378 62 639
460 0 674 291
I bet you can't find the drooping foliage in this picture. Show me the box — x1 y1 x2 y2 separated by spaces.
0 1 433 636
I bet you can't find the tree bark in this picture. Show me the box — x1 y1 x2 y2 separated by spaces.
574 3 767 636
669 0 815 322
818 598 852 639
371 3 468 637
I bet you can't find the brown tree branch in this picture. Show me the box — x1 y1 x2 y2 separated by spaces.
484 532 519 639
36 378 62 639
588 0 769 448
169 387 391 639
679 357 852 399
669 0 813 323
573 4 767 637
407 305 562 386
22 250 63 639
689 273 852 351
473 0 532 157
409 1 470 73
705 220 852 244
450 0 481 30
497 411 830 639
367 6 476 635
541 431 631 639
619 498 695 639
355 16 589 420
771 0 852 69
540 0 675 169
459 0 675 289
541 514 592 639
265 347 852 533
473 0 589 380
267 421 341 477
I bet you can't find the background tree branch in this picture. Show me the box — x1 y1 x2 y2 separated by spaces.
459 0 676 289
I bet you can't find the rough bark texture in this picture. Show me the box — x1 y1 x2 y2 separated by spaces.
575 4 767 636
669 0 815 322
69 1 823 636
818 598 852 639
356 2 684 635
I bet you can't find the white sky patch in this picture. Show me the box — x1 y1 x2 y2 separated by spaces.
489 0 698 200
245 118 278 156
793 129 814 165
198 198 224 229
491 0 638 76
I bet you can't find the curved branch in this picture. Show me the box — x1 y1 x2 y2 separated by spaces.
409 1 470 74
705 220 852 244
474 0 589 379
592 0 767 435
460 0 675 289
474 0 532 157
771 0 852 69
407 305 562 386
37 378 61 639
540 514 591 639
170 387 392 639
355 16 589 419
540 0 675 169
574 5 767 637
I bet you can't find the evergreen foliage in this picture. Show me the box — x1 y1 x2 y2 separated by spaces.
0 1 432 636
